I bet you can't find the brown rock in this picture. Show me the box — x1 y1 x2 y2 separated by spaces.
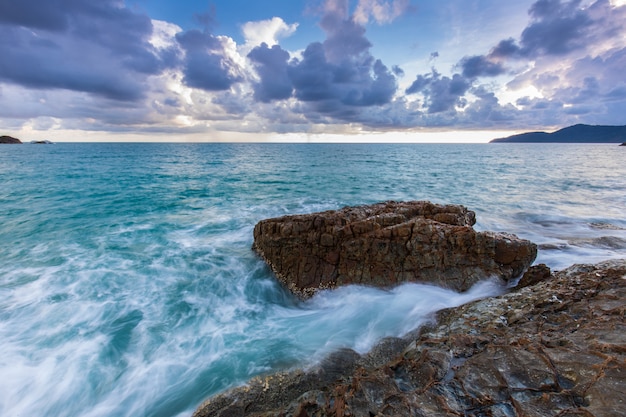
516 263 552 289
193 259 626 417
252 201 537 298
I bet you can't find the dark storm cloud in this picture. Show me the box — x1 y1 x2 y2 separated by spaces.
175 29 242 91
456 0 596 80
355 58 397 106
0 0 69 31
494 0 596 59
459 55 506 78
282 43 329 101
287 38 398 109
520 0 593 56
246 1 398 123
489 39 521 58
0 0 174 101
405 70 470 113
247 43 293 102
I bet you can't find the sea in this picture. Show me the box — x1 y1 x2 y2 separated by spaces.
1 143 625 417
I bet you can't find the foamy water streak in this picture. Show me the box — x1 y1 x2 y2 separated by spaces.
0 143 624 417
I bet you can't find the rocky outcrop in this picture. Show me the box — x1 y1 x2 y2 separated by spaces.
193 259 626 417
253 201 537 298
0 135 22 144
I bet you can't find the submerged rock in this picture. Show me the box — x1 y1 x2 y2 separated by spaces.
253 201 537 298
193 259 626 417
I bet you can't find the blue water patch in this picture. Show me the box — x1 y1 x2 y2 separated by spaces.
0 143 625 416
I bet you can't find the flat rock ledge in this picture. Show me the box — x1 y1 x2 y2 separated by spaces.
252 201 537 298
193 259 626 417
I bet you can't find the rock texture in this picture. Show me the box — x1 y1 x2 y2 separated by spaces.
253 201 537 298
0 135 22 144
193 259 626 417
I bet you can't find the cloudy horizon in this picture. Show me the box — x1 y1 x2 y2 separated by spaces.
1 0 625 142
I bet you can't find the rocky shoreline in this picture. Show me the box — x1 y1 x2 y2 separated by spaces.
193 259 625 417
193 202 625 417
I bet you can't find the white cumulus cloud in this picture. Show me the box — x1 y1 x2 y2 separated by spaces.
241 17 298 48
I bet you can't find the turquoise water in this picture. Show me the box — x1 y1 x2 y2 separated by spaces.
1 143 624 417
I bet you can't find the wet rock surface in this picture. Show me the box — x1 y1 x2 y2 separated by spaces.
253 201 537 298
193 259 626 417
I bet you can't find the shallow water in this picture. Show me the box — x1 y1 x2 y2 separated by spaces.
0 143 624 416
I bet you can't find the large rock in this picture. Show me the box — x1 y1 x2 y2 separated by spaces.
193 259 626 417
253 201 537 298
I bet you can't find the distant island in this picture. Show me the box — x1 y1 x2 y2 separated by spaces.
0 135 22 144
490 124 626 143
0 135 54 144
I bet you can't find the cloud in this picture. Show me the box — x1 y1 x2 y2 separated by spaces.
491 0 624 61
3 0 626 138
287 42 336 102
432 0 626 130
509 1 626 119
456 0 601 80
320 3 372 63
405 70 471 113
0 0 69 31
245 0 399 123
459 55 507 78
519 0 594 56
248 43 293 102
353 0 411 25
489 39 521 58
175 29 243 91
0 0 403 133
0 0 173 101
241 17 298 48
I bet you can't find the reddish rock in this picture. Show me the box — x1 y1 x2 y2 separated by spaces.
252 201 537 298
515 263 552 289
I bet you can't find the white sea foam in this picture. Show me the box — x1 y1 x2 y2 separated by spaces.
269 278 505 358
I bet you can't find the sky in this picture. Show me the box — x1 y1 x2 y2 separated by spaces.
1 0 626 142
